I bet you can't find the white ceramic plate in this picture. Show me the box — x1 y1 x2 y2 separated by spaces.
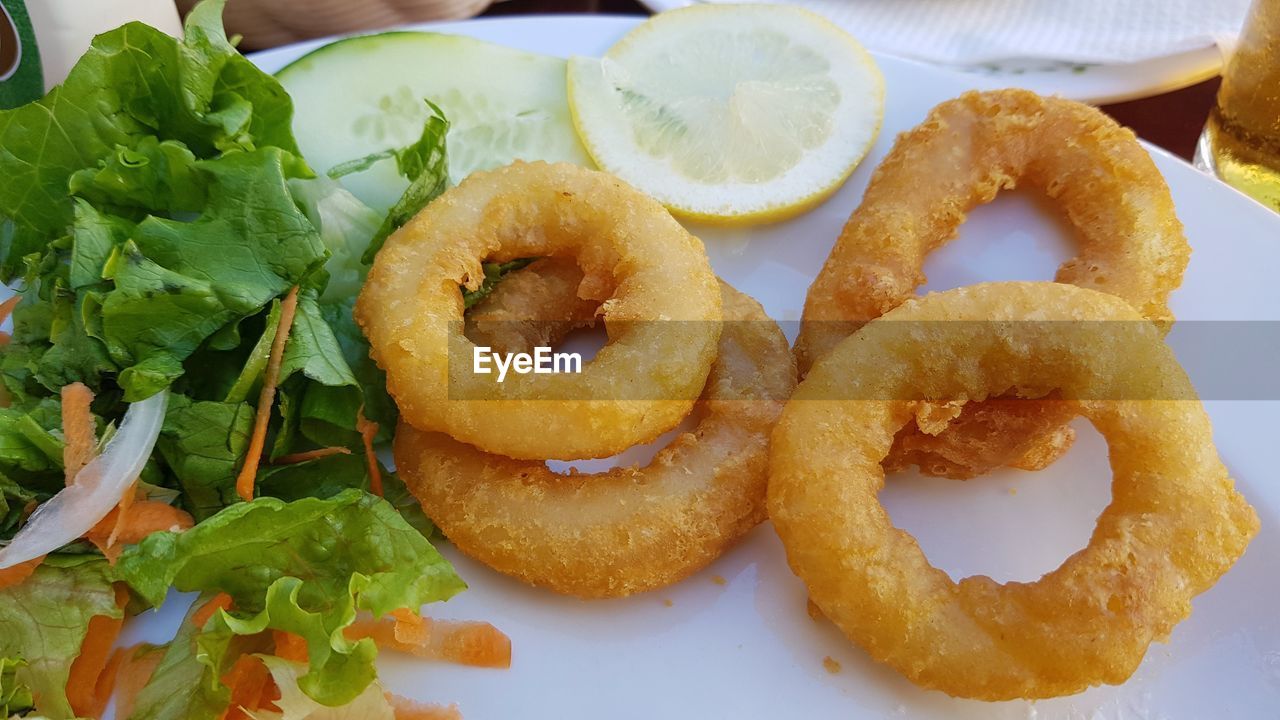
640 0 1223 103
115 15 1280 720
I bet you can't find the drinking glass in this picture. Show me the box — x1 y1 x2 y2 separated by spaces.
1195 0 1280 212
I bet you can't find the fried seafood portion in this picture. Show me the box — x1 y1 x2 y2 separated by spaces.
358 161 722 461
795 89 1189 478
398 283 795 598
770 282 1256 700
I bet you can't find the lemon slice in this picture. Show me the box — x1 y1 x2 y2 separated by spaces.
567 5 885 225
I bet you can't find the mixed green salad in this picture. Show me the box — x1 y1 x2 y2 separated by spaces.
0 1 493 717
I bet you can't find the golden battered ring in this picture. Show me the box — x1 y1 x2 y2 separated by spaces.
357 161 722 461
794 89 1189 478
770 282 1256 700
397 282 795 598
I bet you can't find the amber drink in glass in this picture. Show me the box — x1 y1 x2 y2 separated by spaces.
1196 0 1280 212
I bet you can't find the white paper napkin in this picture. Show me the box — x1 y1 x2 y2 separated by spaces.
704 0 1253 65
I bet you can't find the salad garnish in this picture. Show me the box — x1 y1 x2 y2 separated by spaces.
0 1 500 716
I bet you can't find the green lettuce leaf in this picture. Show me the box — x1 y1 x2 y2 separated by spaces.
0 657 35 718
68 137 207 217
155 299 405 523
0 0 324 411
118 491 464 706
215 300 281 405
100 147 328 400
379 470 437 540
68 201 135 291
176 0 301 155
125 596 256 720
307 299 396 445
0 0 297 269
271 289 364 457
118 490 462 612
254 453 370 502
157 396 254 521
0 396 66 488
208 577 380 706
32 286 116 394
260 295 392 455
253 655 396 720
289 179 382 304
0 341 41 412
254 454 435 539
0 556 122 719
280 290 358 390
127 601 395 720
281 102 451 450
0 472 38 540
359 101 450 265
0 408 59 476
0 25 168 244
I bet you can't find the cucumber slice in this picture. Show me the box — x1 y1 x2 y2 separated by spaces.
277 32 592 211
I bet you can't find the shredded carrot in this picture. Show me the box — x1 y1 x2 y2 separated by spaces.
66 585 129 718
93 642 129 718
236 286 301 502
385 694 462 720
60 382 97 486
271 446 352 465
107 480 140 548
0 295 16 354
192 592 235 629
272 630 309 664
86 500 194 564
356 405 383 497
110 645 165 720
392 608 430 646
429 619 512 669
346 611 511 669
220 654 280 720
0 556 44 590
0 295 17 322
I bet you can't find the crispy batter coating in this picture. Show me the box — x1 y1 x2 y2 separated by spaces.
882 392 1077 479
769 282 1257 700
357 161 722 460
464 257 599 355
794 90 1189 478
396 283 796 598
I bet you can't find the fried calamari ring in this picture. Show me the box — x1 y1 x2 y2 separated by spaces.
794 89 1189 479
769 282 1258 700
357 161 722 461
397 282 796 599
464 257 599 355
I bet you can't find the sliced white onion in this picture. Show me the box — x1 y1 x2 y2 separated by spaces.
0 389 168 569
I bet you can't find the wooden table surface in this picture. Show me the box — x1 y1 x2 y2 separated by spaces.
483 0 1220 161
